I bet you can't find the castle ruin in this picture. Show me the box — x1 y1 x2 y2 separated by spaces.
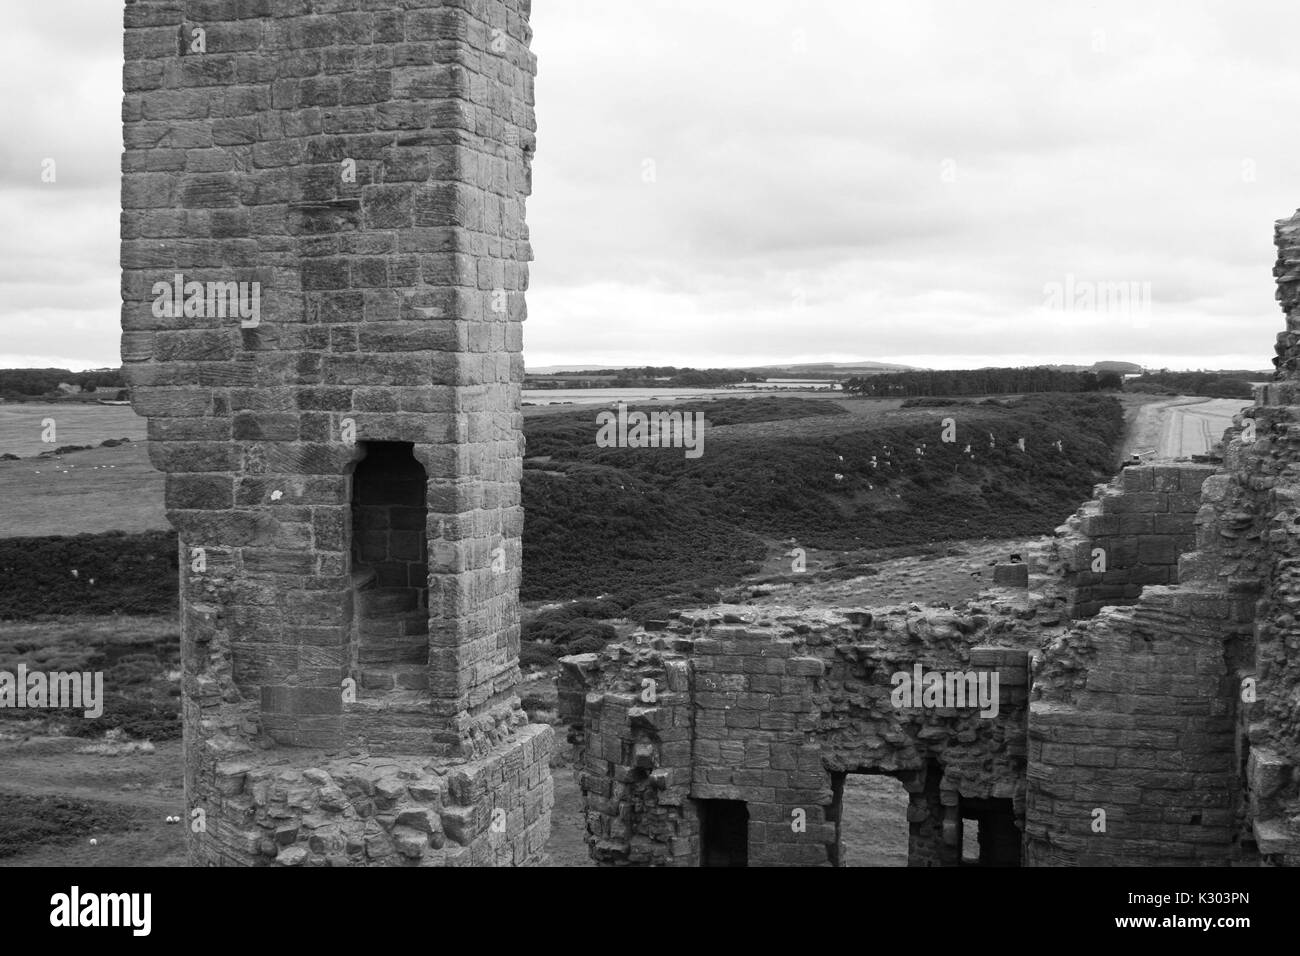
121 0 550 865
559 221 1300 864
121 0 1298 867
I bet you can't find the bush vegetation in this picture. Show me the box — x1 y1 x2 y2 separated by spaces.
522 394 1124 622
1123 370 1257 399
0 531 177 620
0 794 136 858
843 367 1123 396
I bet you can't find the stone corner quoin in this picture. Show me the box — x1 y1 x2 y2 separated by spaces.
120 0 551 867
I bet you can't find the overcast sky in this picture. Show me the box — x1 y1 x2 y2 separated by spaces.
2 0 1298 372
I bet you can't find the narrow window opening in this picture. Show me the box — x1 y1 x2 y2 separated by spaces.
350 442 428 697
962 817 980 865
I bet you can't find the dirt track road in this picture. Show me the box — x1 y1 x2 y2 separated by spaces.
1156 399 1245 458
1124 396 1248 462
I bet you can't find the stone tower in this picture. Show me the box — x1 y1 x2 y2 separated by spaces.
121 0 552 866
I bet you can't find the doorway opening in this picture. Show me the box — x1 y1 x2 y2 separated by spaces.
831 771 910 866
698 799 749 867
959 797 1021 866
350 442 429 695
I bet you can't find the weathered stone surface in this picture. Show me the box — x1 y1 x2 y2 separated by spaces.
123 0 549 867
560 601 1035 867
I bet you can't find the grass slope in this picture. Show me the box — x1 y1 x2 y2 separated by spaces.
523 394 1123 604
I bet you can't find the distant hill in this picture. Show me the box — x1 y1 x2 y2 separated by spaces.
1048 361 1144 374
527 360 920 377
752 361 919 377
527 365 631 374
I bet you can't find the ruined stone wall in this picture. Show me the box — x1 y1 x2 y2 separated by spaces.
1025 589 1252 865
1026 451 1257 865
1235 209 1300 862
1024 213 1300 868
1036 463 1215 620
122 0 551 865
561 601 1037 866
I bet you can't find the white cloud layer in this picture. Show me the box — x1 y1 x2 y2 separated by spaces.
3 0 1298 371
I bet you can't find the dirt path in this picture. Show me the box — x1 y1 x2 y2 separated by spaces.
545 762 595 867
1155 398 1245 459
743 537 1036 610
1120 395 1245 462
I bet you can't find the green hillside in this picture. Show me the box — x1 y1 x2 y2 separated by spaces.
522 394 1123 606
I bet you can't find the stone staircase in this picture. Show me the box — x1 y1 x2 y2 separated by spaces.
351 567 430 695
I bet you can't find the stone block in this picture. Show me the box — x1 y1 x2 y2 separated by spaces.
992 563 1028 587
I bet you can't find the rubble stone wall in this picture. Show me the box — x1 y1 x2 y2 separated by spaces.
561 604 1035 866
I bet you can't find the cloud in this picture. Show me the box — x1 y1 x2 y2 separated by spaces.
525 0 1300 369
2 0 1298 371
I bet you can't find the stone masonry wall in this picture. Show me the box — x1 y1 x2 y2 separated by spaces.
122 0 550 865
1236 208 1300 863
561 599 1037 866
1036 462 1216 620
1025 453 1258 865
1025 587 1253 865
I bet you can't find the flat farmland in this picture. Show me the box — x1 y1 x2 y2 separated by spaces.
0 403 145 459
0 441 164 537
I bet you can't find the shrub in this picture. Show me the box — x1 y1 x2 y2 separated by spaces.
62 698 180 742
519 643 561 669
522 613 616 647
0 794 135 858
567 635 608 655
0 531 177 620
901 398 975 408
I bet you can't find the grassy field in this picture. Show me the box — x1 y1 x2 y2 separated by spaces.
0 743 187 866
0 402 145 459
0 442 163 537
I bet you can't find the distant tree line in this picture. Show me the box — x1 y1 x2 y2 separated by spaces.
842 367 1123 397
0 368 127 402
1123 370 1255 399
542 366 767 387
